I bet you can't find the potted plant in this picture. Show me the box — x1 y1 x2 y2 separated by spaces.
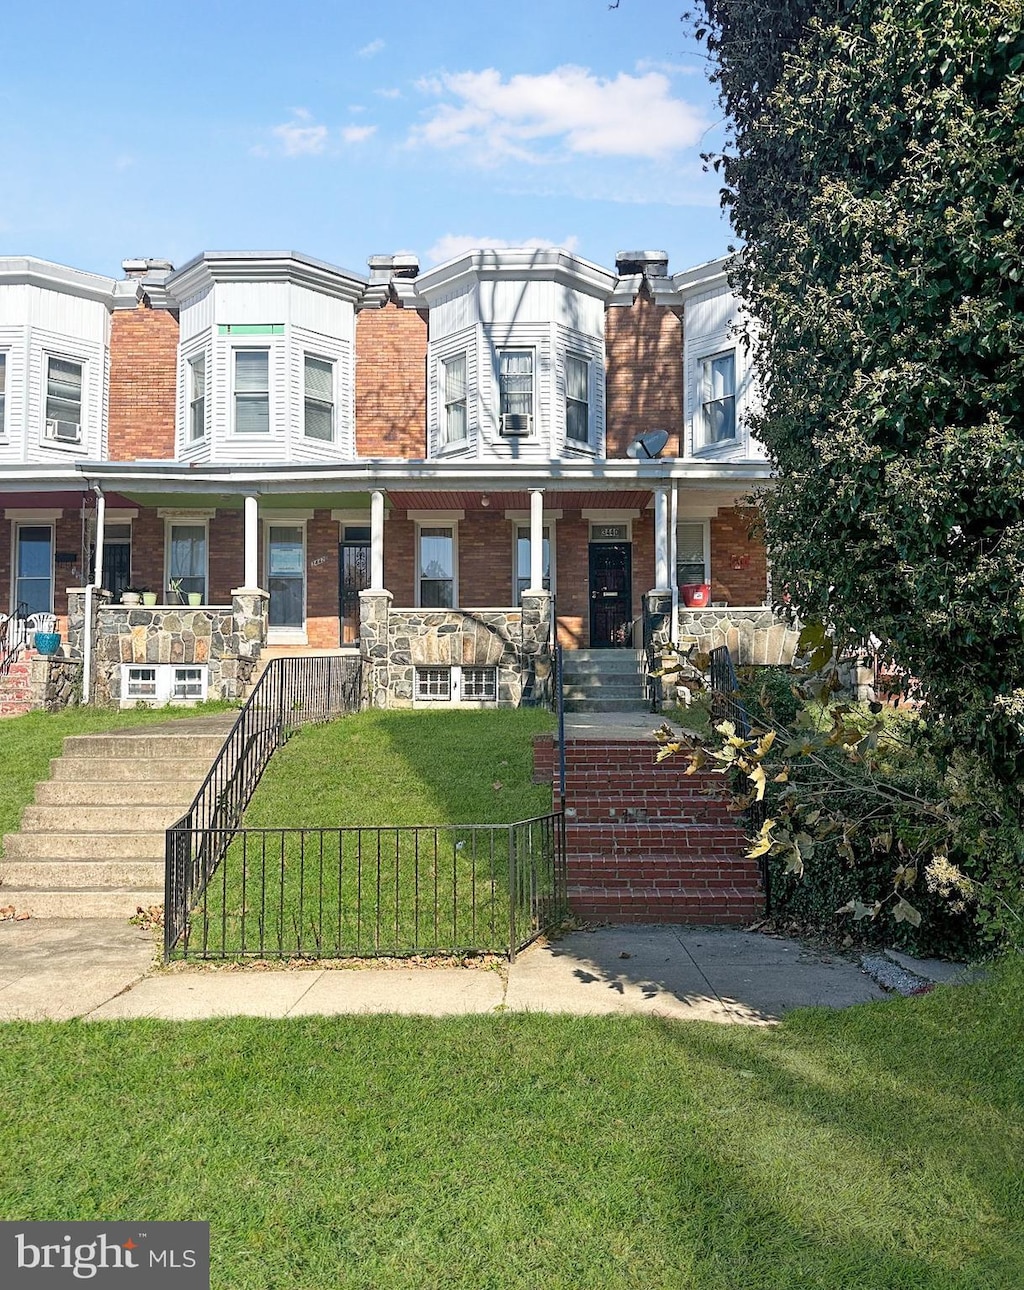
188 591 203 606
28 612 60 656
141 587 157 606
121 586 143 606
167 579 185 605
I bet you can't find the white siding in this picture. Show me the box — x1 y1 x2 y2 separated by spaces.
683 283 764 462
430 286 478 339
554 325 605 456
427 326 478 459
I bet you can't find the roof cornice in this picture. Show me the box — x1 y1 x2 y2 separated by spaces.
167 251 368 306
414 247 618 305
0 257 140 309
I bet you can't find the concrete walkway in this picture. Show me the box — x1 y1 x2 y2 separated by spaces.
0 919 888 1025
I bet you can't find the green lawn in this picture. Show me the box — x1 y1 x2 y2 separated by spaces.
2 956 1022 1288
0 703 238 856
184 710 557 958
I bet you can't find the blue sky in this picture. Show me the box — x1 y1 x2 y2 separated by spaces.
4 0 732 280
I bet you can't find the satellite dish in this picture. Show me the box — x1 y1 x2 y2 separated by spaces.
626 428 670 459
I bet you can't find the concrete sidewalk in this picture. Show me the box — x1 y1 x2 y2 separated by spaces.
0 919 889 1025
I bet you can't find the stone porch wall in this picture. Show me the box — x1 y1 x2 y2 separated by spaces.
676 607 800 667
67 589 269 705
361 591 552 708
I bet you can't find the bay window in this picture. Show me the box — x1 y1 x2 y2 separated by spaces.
188 353 206 441
233 350 270 433
498 350 533 435
442 353 467 445
44 356 83 443
566 353 589 443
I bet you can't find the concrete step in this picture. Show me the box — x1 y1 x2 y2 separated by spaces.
3 831 165 860
562 659 644 678
34 780 199 806
50 756 206 782
562 682 645 700
0 887 164 919
563 698 652 713
0 859 164 888
19 803 189 832
60 733 229 760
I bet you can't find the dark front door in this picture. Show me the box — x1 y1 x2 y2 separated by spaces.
588 542 632 647
339 537 371 644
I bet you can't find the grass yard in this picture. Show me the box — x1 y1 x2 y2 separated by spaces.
0 702 238 856
2 955 1022 1289
185 709 557 958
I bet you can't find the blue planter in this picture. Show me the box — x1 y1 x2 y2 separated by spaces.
34 632 61 656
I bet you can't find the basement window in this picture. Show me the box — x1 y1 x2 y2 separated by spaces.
125 667 158 700
415 667 451 701
121 663 209 706
462 667 497 701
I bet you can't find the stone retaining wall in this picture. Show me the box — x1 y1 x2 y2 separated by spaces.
676 607 800 666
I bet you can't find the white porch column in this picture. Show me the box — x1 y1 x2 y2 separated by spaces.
528 488 545 592
243 494 259 590
371 489 386 592
92 489 106 590
654 487 671 592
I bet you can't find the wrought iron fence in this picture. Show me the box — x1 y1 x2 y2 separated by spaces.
164 654 363 957
0 602 29 680
167 813 566 961
708 644 751 737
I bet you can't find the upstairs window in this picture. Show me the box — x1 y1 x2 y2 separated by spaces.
303 354 334 441
700 351 736 445
418 526 455 608
0 352 6 435
442 353 467 445
233 350 270 433
566 354 590 443
188 353 206 441
44 356 83 444
498 349 533 436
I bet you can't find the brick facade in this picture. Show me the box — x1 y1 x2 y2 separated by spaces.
605 286 684 457
108 304 179 459
710 506 768 606
355 300 428 458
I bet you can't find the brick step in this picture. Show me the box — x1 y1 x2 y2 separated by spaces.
0 703 32 717
19 803 189 832
0 887 164 919
0 859 164 888
3 830 165 860
568 887 763 925
49 756 207 783
34 779 199 806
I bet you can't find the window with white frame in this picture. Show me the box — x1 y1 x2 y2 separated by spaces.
303 354 334 441
565 353 590 443
441 353 467 445
123 664 208 705
415 667 451 701
418 526 455 608
700 351 736 445
515 524 552 602
676 521 709 588
498 349 533 435
44 356 83 444
461 667 496 701
0 352 6 435
233 349 270 433
167 523 207 601
188 353 206 441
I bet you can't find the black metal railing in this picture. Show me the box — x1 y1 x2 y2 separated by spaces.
708 644 751 737
167 813 567 961
0 602 29 680
164 654 362 958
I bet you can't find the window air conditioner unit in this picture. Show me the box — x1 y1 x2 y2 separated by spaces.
500 413 532 437
45 418 81 444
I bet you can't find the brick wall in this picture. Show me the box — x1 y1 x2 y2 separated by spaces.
355 301 428 458
534 737 763 924
710 506 768 606
459 511 514 606
306 509 340 647
108 304 179 459
605 288 684 457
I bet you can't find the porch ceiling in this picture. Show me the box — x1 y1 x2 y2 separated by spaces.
384 490 656 513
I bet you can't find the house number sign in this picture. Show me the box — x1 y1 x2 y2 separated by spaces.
594 524 628 541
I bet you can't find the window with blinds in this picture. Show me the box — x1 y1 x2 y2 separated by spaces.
566 353 589 442
676 522 708 587
0 352 6 435
303 354 334 441
188 353 206 441
442 353 467 444
233 350 270 433
701 351 736 444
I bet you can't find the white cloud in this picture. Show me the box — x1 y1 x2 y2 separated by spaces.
427 233 580 266
271 109 329 156
375 87 402 100
411 65 706 163
341 124 378 144
358 38 385 58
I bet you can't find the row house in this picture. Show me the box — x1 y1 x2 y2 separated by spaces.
0 245 776 707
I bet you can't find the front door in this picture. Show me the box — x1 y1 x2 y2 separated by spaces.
588 542 632 647
15 525 54 616
267 524 306 641
338 529 371 645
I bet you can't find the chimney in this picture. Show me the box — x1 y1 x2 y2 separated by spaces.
367 253 420 283
615 250 669 278
121 257 174 279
